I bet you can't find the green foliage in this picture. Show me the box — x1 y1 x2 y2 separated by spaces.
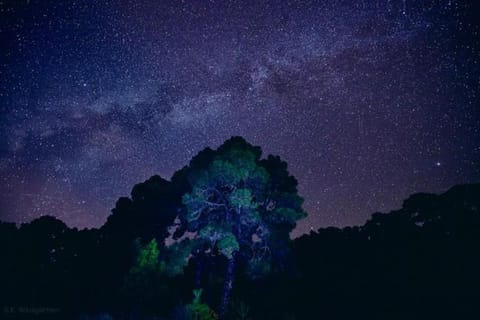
192 289 202 304
127 238 194 279
217 233 240 259
130 239 161 274
229 189 257 209
197 226 239 258
180 137 308 274
162 239 193 276
182 147 271 258
198 224 228 242
123 239 165 308
185 289 218 320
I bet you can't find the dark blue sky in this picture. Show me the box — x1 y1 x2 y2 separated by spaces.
1 0 479 235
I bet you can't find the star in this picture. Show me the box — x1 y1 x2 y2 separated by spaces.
0 1 478 235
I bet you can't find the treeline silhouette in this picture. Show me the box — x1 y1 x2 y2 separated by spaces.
0 137 479 319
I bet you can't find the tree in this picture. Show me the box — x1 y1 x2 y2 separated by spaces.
123 237 194 316
181 137 306 316
255 155 306 275
103 175 181 246
123 238 164 315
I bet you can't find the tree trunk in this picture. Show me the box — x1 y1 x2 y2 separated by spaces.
194 254 204 288
219 254 237 318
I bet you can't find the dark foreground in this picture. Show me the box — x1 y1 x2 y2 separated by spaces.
1 183 479 319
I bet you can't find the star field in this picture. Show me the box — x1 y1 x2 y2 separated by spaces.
1 0 479 236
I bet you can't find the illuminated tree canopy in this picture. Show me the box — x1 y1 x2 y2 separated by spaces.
180 137 307 315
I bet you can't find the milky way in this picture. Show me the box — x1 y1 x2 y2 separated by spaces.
1 0 479 236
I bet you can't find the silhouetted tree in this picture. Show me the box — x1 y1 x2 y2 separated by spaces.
103 175 181 245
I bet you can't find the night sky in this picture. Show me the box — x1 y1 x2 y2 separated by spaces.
1 0 479 236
